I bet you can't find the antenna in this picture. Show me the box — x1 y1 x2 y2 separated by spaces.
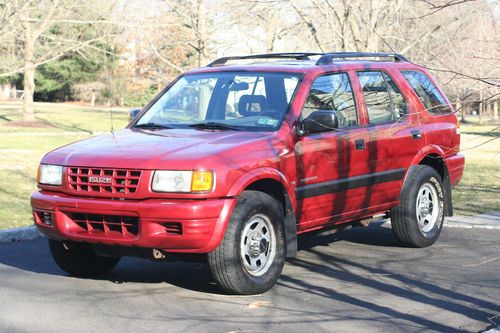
105 36 114 133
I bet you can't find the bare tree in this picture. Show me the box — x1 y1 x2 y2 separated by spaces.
163 0 214 67
0 0 120 121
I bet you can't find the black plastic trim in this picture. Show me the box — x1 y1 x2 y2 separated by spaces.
296 168 406 199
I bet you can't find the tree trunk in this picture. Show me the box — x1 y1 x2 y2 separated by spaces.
22 66 35 122
196 0 208 67
456 99 464 122
493 100 498 121
22 20 36 122
478 90 483 125
90 92 96 107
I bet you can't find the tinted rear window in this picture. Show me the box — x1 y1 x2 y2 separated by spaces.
402 70 450 115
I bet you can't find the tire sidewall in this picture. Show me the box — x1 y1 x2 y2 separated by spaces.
223 192 286 294
409 169 445 245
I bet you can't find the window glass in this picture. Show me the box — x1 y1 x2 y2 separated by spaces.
302 73 357 128
225 76 266 120
284 76 300 102
402 70 450 114
383 73 408 116
136 72 301 131
357 71 401 125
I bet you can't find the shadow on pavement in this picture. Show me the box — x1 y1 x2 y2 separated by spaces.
0 225 498 332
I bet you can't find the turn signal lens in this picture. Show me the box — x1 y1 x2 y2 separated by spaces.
191 170 214 192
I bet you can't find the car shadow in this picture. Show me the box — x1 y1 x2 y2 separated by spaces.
298 221 402 250
0 238 223 294
0 223 385 295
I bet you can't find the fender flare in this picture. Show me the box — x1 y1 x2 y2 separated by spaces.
404 147 453 217
227 168 298 258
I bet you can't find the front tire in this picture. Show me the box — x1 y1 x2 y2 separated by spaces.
49 239 120 277
208 191 286 295
391 165 445 247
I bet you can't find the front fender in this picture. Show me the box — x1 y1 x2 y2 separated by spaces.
227 167 295 202
227 168 298 257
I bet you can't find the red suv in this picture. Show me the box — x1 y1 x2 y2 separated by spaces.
31 52 464 294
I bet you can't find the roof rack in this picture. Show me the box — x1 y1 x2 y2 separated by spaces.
316 52 409 65
207 52 323 67
206 52 409 67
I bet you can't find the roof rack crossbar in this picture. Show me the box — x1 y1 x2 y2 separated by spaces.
207 52 323 67
315 52 408 65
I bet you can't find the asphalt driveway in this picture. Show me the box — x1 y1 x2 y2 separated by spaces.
0 222 498 333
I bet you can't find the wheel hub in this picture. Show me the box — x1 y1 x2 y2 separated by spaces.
249 232 265 257
419 199 433 216
239 214 277 276
416 182 439 233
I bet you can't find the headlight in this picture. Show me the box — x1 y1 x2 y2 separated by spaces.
152 170 214 193
37 164 63 186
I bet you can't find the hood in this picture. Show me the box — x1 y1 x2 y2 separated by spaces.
42 128 276 169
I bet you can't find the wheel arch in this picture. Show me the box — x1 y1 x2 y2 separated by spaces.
405 150 453 216
228 169 297 258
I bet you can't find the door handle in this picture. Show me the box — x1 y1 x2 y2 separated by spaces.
411 130 421 139
354 139 365 150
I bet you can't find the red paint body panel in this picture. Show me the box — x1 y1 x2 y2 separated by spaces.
32 191 237 253
32 59 465 253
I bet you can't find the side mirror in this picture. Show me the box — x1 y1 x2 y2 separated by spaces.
300 110 339 135
129 108 141 122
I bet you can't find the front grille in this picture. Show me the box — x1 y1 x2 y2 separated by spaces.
68 212 139 237
67 167 142 195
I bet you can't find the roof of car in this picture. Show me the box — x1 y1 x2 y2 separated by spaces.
186 52 421 75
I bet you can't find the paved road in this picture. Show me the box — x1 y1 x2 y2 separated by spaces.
0 223 498 333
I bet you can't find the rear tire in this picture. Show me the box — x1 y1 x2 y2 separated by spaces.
208 191 286 295
391 165 445 247
49 239 120 277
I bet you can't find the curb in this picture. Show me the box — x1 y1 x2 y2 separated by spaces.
0 226 44 243
444 212 500 230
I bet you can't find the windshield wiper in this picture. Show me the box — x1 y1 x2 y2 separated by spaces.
133 123 173 130
188 122 242 131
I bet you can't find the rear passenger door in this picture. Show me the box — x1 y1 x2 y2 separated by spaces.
355 70 425 207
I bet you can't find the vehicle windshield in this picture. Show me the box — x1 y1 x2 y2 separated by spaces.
135 72 301 131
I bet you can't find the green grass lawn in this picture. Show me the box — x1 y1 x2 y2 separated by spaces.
0 101 128 133
0 102 128 229
0 102 498 229
452 123 500 215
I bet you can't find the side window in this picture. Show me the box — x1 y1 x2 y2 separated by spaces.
383 73 408 115
302 73 357 128
402 70 450 114
357 71 403 125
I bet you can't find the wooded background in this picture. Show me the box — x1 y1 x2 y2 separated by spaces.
0 0 498 122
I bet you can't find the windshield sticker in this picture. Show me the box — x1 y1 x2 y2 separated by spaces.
257 118 279 126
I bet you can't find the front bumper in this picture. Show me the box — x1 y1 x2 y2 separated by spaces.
31 191 237 253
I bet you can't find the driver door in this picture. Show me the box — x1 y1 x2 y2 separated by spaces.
294 72 371 230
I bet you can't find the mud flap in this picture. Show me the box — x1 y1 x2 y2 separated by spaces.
284 193 297 258
443 171 453 217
